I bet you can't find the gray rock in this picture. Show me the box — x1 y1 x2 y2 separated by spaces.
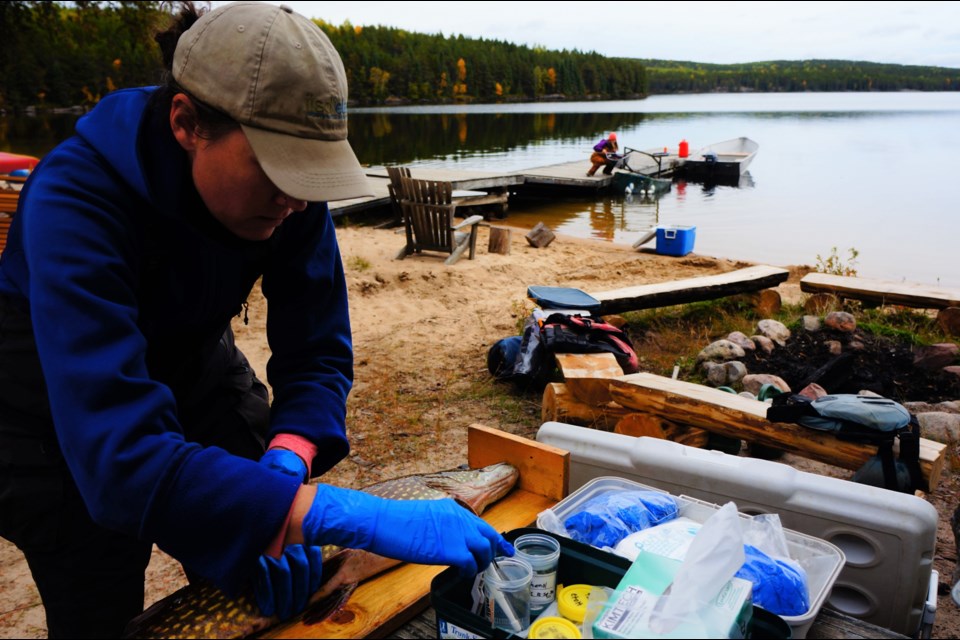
798 383 828 399
742 374 791 396
724 361 748 385
697 339 746 363
702 361 729 386
905 400 960 414
913 343 959 370
917 412 960 470
802 315 822 332
726 331 756 351
756 319 791 346
751 335 776 354
824 311 856 332
826 340 843 356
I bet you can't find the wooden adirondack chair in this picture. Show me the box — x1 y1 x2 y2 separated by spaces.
396 177 483 265
0 175 26 255
386 165 411 224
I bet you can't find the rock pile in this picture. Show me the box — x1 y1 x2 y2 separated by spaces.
694 311 960 468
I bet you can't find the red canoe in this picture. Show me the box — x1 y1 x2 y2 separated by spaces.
0 152 40 174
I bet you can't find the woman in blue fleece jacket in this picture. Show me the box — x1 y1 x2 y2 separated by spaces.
0 3 510 637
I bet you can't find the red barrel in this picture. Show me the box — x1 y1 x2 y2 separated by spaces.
678 139 689 158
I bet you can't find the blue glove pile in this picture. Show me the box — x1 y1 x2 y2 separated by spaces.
563 490 679 548
736 544 809 616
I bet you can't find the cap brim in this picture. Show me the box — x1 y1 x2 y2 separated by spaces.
242 125 375 203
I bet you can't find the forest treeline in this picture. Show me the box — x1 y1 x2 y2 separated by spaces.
1 1 958 113
642 59 960 92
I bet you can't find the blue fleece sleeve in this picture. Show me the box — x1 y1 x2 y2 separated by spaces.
261 203 352 477
18 148 298 593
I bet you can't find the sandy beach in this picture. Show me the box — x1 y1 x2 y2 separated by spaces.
1 221 957 638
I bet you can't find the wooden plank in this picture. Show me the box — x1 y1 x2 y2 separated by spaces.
800 272 960 309
468 423 569 502
806 608 909 639
591 265 790 314
608 372 946 490
263 489 555 639
555 352 624 405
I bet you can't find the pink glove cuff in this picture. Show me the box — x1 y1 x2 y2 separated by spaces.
265 485 309 559
267 434 318 478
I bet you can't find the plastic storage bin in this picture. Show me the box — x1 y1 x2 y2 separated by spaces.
655 225 696 256
433 527 630 639
535 422 938 636
535 477 844 639
431 527 791 639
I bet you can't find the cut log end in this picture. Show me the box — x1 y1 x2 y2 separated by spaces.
525 222 556 248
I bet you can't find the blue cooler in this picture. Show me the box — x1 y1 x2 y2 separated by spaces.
656 225 696 257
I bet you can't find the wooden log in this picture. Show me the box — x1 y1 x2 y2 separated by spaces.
525 222 556 248
555 352 623 405
804 292 841 315
590 265 790 315
614 413 710 448
800 272 960 309
608 372 947 490
487 225 511 255
938 307 960 337
750 288 782 316
541 382 632 431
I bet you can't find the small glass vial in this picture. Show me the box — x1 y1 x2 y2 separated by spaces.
513 533 561 618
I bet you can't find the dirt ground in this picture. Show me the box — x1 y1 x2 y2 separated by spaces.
1 222 958 638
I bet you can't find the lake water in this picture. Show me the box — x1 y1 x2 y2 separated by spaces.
5 92 959 287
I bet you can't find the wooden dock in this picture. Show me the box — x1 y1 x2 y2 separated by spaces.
328 153 668 217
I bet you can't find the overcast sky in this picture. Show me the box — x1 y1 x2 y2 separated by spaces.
211 1 960 69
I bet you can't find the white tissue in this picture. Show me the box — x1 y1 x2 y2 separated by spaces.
647 502 745 635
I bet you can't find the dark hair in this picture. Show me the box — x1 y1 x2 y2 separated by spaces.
150 1 238 140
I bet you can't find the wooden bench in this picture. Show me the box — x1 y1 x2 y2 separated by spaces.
590 264 790 315
800 272 960 310
608 372 946 491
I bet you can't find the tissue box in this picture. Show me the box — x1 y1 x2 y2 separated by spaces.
592 551 752 639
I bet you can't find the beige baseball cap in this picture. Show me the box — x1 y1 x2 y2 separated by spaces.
172 2 373 202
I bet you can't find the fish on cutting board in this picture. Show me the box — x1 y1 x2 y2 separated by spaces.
124 462 520 639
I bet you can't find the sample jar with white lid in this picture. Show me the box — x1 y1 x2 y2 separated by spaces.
513 533 561 617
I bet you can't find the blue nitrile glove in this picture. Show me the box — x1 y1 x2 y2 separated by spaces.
260 449 308 483
254 544 324 620
302 485 514 577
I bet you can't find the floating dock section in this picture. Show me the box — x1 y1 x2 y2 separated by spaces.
329 152 670 218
